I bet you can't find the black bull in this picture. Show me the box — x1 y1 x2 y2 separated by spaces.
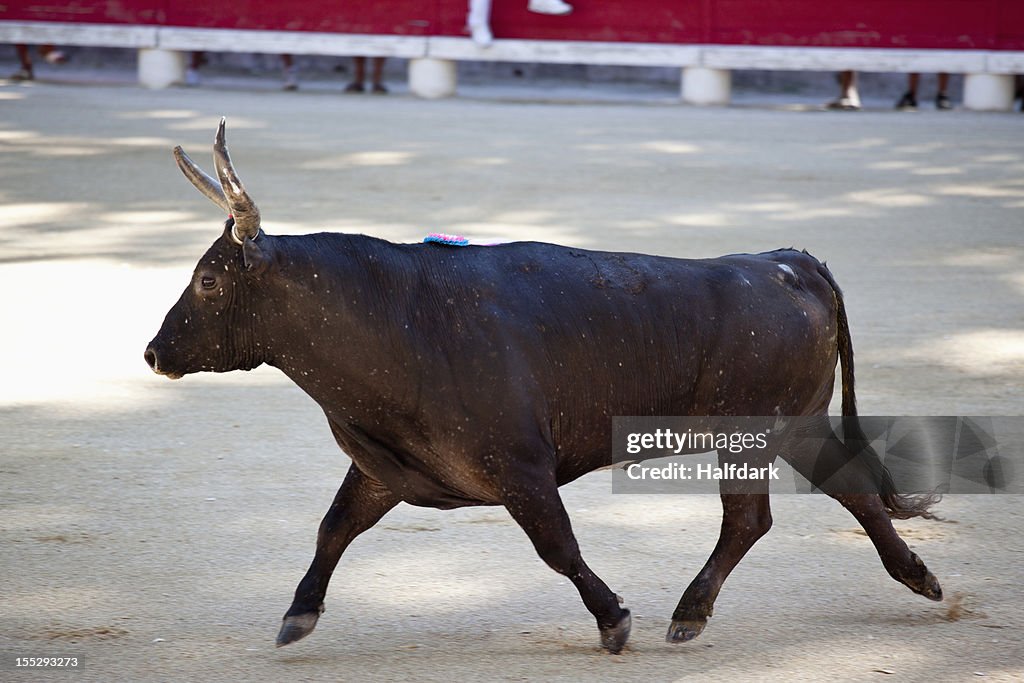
145 121 942 654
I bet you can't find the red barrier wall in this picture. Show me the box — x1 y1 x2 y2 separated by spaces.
3 1 1023 50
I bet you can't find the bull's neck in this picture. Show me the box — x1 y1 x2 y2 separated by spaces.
259 234 419 426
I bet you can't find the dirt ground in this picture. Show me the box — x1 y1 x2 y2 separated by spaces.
1 75 1022 682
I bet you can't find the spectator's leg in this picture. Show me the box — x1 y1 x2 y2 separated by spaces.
186 51 204 86
842 71 860 106
827 71 860 110
896 73 919 109
370 58 388 94
12 44 33 81
468 0 494 47
15 44 31 69
908 73 921 95
346 57 367 93
935 73 952 110
282 54 298 91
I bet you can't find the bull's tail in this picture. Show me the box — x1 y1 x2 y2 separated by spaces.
817 263 940 520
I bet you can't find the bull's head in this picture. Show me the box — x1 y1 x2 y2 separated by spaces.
144 119 273 379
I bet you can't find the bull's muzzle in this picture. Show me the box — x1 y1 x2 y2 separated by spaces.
144 345 182 380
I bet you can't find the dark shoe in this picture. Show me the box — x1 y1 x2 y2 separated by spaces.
371 83 388 95
935 93 952 110
344 81 364 93
895 92 917 110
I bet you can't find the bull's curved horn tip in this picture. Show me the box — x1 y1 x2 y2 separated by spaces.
216 117 226 144
172 145 196 167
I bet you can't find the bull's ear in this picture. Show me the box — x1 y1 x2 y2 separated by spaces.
242 235 273 275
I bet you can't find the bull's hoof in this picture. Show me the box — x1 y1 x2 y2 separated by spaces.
276 609 323 647
914 570 944 602
906 553 943 602
666 617 706 643
599 609 631 654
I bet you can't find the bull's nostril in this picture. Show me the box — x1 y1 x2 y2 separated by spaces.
144 347 158 370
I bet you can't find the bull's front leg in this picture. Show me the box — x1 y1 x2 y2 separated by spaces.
277 464 400 646
667 451 772 643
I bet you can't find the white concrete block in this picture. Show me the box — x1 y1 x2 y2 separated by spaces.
409 58 457 99
137 48 185 89
963 73 1015 111
681 67 731 106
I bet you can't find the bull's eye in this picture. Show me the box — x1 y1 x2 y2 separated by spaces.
200 276 217 290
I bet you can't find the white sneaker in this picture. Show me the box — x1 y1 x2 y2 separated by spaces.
43 49 67 64
470 24 493 47
528 0 572 15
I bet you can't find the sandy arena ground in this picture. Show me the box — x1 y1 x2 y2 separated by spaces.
1 75 1022 682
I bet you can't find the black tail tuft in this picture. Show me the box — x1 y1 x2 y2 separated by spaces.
880 469 943 520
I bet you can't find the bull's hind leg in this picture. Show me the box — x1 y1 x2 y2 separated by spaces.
779 425 942 602
667 457 772 643
501 463 631 653
832 492 942 600
277 464 400 646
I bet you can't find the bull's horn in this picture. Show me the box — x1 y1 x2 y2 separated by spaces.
173 145 230 214
213 117 261 243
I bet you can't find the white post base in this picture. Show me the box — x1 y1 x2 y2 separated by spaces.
963 73 1015 112
681 67 731 106
409 58 457 99
138 48 185 89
